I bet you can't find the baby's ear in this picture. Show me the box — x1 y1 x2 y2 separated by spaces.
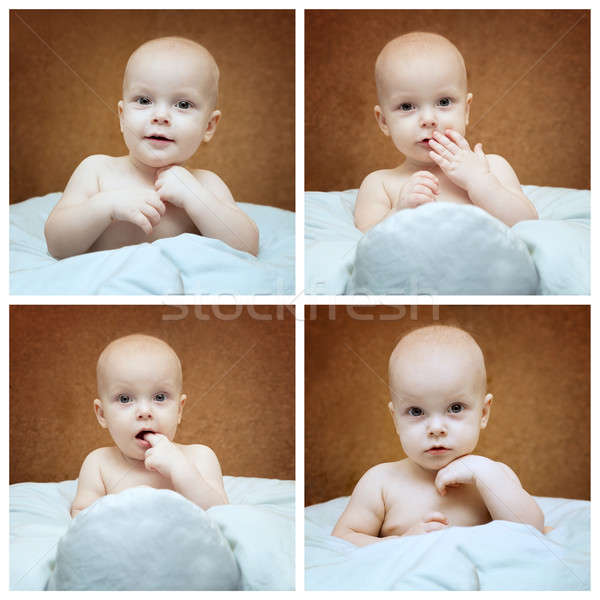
117 101 124 134
465 93 473 126
480 393 493 429
93 399 107 429
374 105 390 136
203 110 221 143
177 394 187 424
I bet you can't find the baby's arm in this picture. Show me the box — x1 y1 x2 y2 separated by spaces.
142 434 228 509
428 129 537 226
467 154 538 226
154 166 259 256
44 155 166 258
332 467 389 546
354 170 439 233
70 449 106 518
435 455 545 533
354 172 393 233
170 444 229 509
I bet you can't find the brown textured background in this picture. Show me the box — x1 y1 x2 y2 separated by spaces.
305 305 589 506
10 305 295 483
10 9 295 211
306 9 590 191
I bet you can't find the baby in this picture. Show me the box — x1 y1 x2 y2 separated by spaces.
45 37 259 258
70 334 228 518
332 325 544 546
354 32 538 232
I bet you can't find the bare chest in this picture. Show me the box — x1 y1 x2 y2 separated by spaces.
90 169 197 252
380 479 491 537
386 172 471 208
101 461 175 495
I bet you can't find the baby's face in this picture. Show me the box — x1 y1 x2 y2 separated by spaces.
94 339 185 461
389 341 491 471
118 41 220 169
375 44 472 168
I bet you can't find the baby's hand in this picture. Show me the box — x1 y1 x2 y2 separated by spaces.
403 512 449 536
109 190 166 234
435 454 488 496
155 165 201 209
396 170 439 210
143 433 186 479
428 129 490 191
429 129 490 190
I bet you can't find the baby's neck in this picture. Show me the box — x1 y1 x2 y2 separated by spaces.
398 157 443 177
406 458 442 481
126 154 184 184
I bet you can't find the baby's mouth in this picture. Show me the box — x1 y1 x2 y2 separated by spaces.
145 135 174 142
135 429 155 440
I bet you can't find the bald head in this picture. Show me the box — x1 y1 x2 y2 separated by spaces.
389 325 487 405
123 36 220 107
375 32 468 103
97 334 182 397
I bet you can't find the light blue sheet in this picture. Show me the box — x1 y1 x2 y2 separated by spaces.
10 193 295 295
305 495 589 590
305 186 590 295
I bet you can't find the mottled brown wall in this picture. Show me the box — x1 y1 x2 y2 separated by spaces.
305 305 589 505
10 305 295 483
306 9 590 191
10 9 295 211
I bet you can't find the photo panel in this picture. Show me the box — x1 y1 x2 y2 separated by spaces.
305 304 589 590
10 304 295 591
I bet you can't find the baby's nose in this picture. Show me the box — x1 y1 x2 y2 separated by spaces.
419 109 438 128
151 105 170 124
135 400 154 418
427 419 447 435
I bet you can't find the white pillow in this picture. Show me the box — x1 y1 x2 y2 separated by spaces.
347 203 539 295
46 487 240 591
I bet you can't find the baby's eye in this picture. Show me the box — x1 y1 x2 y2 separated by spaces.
399 103 414 112
118 394 131 404
407 407 423 417
448 403 464 414
136 96 152 105
175 100 193 109
438 97 452 107
154 393 167 402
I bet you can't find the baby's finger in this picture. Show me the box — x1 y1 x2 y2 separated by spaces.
130 212 153 235
415 180 439 195
432 131 460 154
413 170 439 183
406 193 434 209
429 151 450 169
148 195 167 215
139 205 161 227
144 432 167 446
414 184 436 197
423 512 448 524
445 129 471 151
423 521 448 533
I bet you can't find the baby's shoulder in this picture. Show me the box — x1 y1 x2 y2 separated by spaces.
191 169 234 202
360 168 404 187
80 446 115 471
178 443 220 463
76 154 117 171
360 460 409 485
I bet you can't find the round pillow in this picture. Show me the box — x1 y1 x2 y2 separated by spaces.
46 487 240 591
347 203 539 295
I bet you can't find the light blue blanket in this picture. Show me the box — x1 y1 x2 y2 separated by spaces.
306 495 589 590
305 186 589 295
10 193 295 295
